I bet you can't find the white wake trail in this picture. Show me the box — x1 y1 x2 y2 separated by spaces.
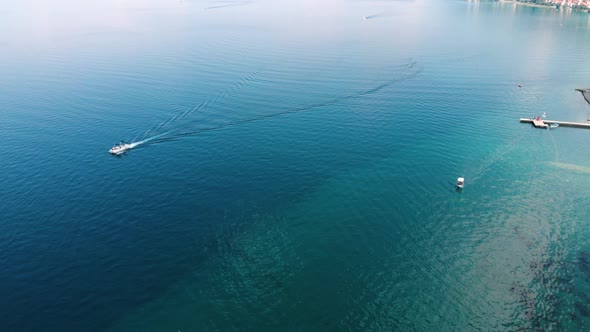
129 132 170 149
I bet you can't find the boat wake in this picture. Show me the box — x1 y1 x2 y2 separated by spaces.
147 59 423 145
362 12 391 20
108 133 167 155
130 132 169 149
547 162 590 174
132 68 264 144
111 59 422 153
109 68 264 154
459 128 528 186
205 1 251 10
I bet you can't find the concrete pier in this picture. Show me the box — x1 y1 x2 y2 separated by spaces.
520 118 590 129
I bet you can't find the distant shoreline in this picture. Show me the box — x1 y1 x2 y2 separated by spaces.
501 1 590 12
499 1 556 9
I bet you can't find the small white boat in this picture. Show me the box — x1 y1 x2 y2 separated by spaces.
109 142 133 155
457 177 464 189
550 123 559 129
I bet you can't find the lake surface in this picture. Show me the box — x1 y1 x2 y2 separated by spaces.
2 0 590 330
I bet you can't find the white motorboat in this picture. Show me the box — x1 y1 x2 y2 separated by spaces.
109 142 133 155
457 177 464 189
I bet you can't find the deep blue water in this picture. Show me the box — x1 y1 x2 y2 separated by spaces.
2 0 590 330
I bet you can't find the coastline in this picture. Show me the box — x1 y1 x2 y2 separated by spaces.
499 0 557 9
515 2 557 9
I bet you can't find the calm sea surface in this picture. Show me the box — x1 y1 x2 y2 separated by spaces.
2 0 590 330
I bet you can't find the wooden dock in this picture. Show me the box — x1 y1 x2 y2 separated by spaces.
520 118 590 129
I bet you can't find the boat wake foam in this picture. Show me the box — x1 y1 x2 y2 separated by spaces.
113 59 423 152
148 59 423 145
547 162 590 174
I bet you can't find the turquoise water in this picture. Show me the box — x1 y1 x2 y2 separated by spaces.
2 0 590 330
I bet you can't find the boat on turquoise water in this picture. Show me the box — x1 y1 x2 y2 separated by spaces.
109 142 133 155
549 123 559 129
457 177 464 189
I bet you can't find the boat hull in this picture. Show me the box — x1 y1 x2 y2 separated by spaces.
109 150 128 155
456 177 465 189
109 144 133 155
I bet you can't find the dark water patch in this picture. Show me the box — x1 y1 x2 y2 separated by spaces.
575 302 590 317
505 235 587 330
578 251 590 272
575 251 590 284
